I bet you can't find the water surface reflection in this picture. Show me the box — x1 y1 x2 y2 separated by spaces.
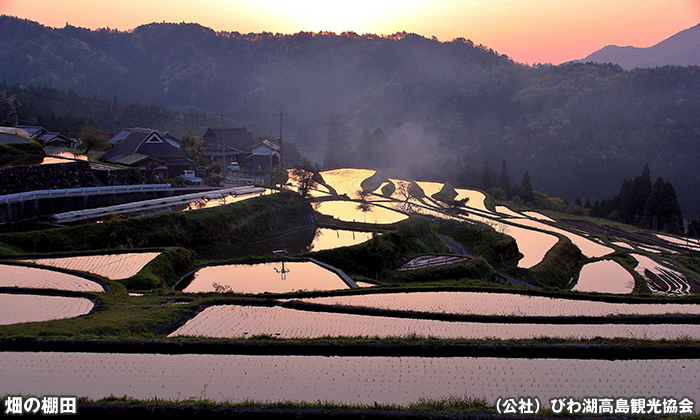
182 261 349 294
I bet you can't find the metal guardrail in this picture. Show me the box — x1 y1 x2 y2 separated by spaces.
51 186 266 222
0 184 171 204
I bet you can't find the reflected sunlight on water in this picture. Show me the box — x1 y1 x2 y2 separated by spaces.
0 264 105 292
314 201 408 224
0 293 94 325
572 260 634 294
182 261 349 294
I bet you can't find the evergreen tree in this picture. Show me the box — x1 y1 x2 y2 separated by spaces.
497 160 511 196
519 171 534 203
641 176 683 234
479 159 494 192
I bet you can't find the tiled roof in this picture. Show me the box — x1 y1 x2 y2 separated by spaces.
202 127 257 155
102 130 188 164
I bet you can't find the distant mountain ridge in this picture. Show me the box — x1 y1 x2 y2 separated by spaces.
578 23 700 69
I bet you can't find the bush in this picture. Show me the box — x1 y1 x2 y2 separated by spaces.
208 174 223 186
124 247 195 290
172 175 184 188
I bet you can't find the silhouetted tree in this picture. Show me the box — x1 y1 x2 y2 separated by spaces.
289 158 320 198
519 171 534 203
497 160 511 197
479 160 494 191
641 176 683 234
79 126 108 154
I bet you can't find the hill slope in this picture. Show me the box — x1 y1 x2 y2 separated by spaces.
579 23 700 69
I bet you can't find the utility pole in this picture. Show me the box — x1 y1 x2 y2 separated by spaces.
276 106 286 167
216 108 226 179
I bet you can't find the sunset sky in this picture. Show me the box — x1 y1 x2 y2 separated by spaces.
1 0 699 64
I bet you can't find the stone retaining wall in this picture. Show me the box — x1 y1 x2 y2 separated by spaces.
0 161 98 195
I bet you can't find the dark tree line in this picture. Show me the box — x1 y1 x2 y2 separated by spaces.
591 165 683 234
0 81 209 138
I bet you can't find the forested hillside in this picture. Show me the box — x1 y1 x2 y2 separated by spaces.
1 16 699 218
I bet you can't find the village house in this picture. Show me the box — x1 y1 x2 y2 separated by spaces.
101 128 193 178
201 127 257 169
201 127 281 171
16 125 80 148
244 139 280 171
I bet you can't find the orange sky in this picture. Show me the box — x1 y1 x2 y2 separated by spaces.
2 0 699 64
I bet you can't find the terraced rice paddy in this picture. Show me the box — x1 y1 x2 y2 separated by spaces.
3 352 696 409
184 190 272 211
523 211 555 222
572 260 635 294
305 170 577 269
510 219 614 259
320 168 377 196
296 291 700 317
19 252 160 280
502 223 559 269
182 261 350 294
0 264 105 292
494 206 524 218
612 241 636 250
454 189 489 212
656 233 700 252
397 256 466 271
307 228 375 252
169 304 700 341
314 201 408 224
41 151 88 164
0 293 94 325
632 254 693 296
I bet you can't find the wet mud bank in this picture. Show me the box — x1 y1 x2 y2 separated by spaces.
3 338 700 360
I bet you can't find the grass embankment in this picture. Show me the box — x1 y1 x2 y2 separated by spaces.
307 216 499 284
431 220 519 268
0 190 313 256
0 141 45 166
0 290 193 339
74 395 494 418
510 236 583 290
123 247 195 290
359 170 389 193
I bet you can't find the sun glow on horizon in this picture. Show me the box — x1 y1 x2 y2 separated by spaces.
1 0 698 64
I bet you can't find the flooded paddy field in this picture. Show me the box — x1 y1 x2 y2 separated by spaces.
203 227 376 259
0 263 105 292
18 252 160 280
168 304 700 341
0 293 94 325
572 260 635 294
180 261 350 294
633 254 697 296
314 200 408 224
295 291 700 317
1 351 698 409
510 218 614 259
501 223 559 268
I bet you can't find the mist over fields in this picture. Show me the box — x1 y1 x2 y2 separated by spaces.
1 16 699 218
